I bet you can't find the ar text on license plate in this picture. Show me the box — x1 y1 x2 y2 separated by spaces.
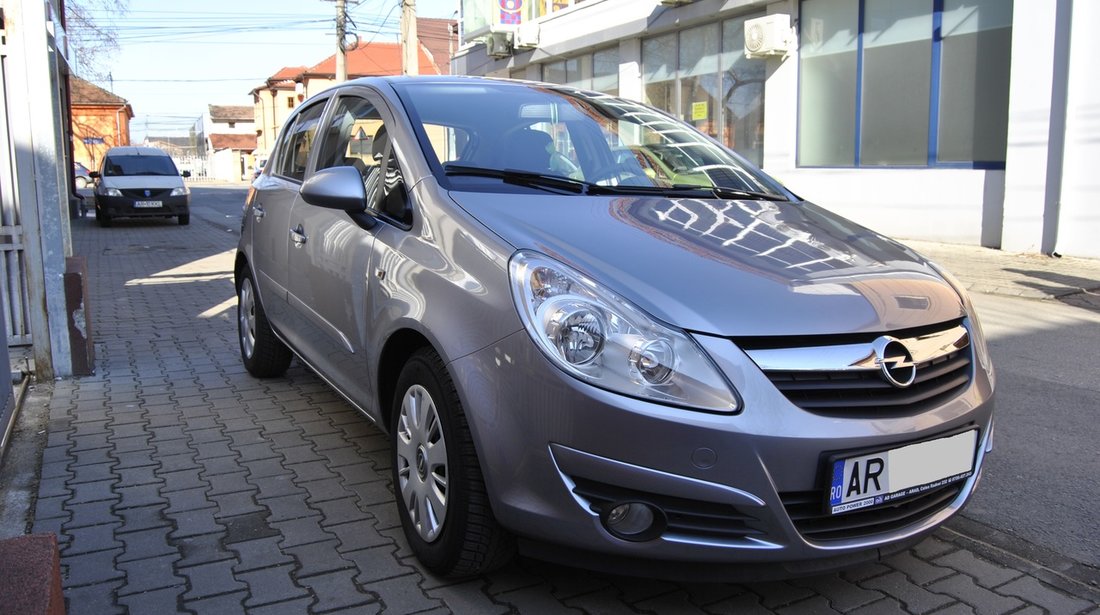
828 430 977 515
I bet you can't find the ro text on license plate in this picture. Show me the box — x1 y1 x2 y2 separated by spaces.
828 429 977 515
134 200 162 208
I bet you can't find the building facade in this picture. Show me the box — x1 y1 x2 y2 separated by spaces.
69 76 133 172
454 0 1099 259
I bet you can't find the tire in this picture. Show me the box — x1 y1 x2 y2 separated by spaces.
391 348 514 578
98 211 111 227
178 214 190 225
237 268 292 377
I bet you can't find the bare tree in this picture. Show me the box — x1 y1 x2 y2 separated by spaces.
65 0 130 84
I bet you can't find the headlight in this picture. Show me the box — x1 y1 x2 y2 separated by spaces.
99 187 122 197
170 186 190 196
509 251 739 412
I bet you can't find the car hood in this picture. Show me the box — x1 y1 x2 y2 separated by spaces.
100 175 184 190
448 191 965 337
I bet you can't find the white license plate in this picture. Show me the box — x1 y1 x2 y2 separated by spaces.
134 200 162 208
827 429 977 515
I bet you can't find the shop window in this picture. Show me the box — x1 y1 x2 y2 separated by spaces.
798 0 1012 168
642 18 766 166
541 48 617 94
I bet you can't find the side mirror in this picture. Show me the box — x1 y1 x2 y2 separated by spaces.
182 170 192 178
300 166 370 212
89 171 101 179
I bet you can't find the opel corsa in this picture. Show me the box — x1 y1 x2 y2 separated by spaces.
236 77 995 580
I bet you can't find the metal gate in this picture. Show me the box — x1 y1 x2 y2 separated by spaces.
0 33 32 347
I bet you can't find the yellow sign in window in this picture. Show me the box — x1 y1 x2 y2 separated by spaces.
691 101 709 121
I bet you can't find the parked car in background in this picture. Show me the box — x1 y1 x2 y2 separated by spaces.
235 76 995 581
91 146 191 226
73 161 92 188
251 156 268 181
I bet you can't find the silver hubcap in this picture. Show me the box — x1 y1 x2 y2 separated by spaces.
396 384 448 542
238 280 257 359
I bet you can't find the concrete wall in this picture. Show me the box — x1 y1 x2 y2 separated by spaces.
1054 0 1099 257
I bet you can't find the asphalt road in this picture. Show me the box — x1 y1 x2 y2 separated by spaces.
189 184 1100 571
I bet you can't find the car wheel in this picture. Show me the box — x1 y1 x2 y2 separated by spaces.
237 268 292 377
97 211 111 227
178 214 190 225
391 348 514 578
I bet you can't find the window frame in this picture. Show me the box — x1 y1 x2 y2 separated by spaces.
796 0 1011 170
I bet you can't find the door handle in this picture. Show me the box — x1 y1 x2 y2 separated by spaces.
253 204 266 221
290 225 307 247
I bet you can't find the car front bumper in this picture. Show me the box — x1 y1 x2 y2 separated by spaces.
96 194 190 218
449 328 994 578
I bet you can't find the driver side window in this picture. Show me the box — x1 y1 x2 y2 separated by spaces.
316 95 409 225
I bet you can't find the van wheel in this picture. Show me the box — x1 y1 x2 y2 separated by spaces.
178 214 190 225
391 348 514 578
237 268 291 377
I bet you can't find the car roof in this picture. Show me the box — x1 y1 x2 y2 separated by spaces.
105 146 172 157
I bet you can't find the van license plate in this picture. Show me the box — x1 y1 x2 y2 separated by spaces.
827 430 977 515
134 200 162 208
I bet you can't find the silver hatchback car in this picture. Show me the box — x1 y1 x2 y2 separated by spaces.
236 76 994 580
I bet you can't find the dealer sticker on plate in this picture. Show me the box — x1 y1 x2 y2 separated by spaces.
828 429 977 515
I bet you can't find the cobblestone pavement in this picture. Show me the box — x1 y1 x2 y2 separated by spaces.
24 206 1100 614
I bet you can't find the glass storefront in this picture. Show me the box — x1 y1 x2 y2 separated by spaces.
641 16 766 166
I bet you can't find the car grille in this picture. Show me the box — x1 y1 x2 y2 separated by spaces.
570 477 766 543
780 484 963 542
121 188 171 199
743 320 973 417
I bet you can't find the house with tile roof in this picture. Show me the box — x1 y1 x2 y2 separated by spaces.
202 104 257 181
250 18 457 155
69 75 133 172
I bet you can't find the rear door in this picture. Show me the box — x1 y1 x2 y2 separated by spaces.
248 98 330 331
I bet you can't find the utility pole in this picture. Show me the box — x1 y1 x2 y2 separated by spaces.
401 0 418 75
336 0 347 82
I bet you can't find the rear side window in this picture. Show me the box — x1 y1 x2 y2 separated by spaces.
275 101 327 182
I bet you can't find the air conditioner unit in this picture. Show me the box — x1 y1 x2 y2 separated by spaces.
744 14 795 59
486 31 513 59
514 22 540 50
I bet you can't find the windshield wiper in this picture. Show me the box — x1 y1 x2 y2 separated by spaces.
444 164 594 194
707 185 789 202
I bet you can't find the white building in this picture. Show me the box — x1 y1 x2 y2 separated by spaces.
454 0 1099 259
203 105 257 181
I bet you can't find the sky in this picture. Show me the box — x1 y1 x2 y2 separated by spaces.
73 0 460 141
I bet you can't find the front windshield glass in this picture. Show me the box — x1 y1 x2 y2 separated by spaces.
102 154 179 177
394 81 785 197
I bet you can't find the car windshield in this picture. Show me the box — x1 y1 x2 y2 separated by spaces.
393 81 786 198
102 155 179 177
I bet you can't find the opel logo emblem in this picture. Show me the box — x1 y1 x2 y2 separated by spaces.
872 336 917 388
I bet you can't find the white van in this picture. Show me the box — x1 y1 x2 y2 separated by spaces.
91 146 191 226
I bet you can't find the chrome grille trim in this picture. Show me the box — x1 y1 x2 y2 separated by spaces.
745 324 970 373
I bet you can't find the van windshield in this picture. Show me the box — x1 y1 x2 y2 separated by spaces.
103 155 179 177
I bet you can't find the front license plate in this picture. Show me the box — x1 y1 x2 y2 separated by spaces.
134 200 162 208
827 429 977 515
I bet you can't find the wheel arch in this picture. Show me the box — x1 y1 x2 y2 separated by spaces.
377 328 436 433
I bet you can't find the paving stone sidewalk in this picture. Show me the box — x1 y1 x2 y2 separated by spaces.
16 209 1100 613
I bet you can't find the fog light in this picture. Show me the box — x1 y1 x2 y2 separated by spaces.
603 501 664 541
